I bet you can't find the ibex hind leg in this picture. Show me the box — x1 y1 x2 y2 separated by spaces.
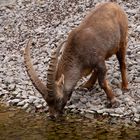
97 61 120 108
81 70 97 90
116 41 128 90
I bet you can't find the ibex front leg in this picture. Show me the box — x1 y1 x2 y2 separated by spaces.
97 61 120 108
63 67 81 102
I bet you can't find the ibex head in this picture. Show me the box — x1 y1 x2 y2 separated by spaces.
24 39 66 118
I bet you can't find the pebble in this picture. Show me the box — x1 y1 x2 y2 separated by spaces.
17 100 25 106
21 103 29 110
114 89 122 97
8 84 16 91
85 113 94 119
28 96 37 103
134 77 140 83
136 25 140 32
10 99 20 105
36 104 43 109
124 97 131 102
68 104 76 109
97 109 104 114
80 97 87 104
0 92 5 97
115 108 124 114
134 118 139 122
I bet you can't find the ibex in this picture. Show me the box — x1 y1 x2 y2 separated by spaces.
24 2 128 118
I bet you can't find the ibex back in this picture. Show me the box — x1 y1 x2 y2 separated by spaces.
24 2 128 118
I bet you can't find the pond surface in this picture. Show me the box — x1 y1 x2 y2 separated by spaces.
0 104 140 140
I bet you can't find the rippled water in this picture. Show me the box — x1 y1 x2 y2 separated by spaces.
0 104 140 140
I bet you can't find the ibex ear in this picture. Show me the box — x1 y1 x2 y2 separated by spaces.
56 74 64 86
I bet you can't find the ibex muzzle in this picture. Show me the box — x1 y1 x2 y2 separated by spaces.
24 2 128 118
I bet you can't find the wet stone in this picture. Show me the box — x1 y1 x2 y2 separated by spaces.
21 103 29 110
10 99 20 105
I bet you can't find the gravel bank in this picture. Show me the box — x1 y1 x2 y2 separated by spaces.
0 0 140 123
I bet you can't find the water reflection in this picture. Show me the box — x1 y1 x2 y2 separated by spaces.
0 105 139 140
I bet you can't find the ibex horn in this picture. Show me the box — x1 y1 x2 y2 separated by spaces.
24 38 48 99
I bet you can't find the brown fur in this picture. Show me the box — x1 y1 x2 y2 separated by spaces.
24 2 128 118
54 2 128 115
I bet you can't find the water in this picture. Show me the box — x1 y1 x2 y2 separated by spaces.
0 104 139 140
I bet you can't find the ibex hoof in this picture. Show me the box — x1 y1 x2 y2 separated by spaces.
106 98 120 108
111 98 120 108
79 83 93 91
121 82 129 91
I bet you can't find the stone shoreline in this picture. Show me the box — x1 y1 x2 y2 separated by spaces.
0 0 140 123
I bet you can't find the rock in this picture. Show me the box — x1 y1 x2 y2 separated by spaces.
0 92 5 97
21 91 29 99
114 108 124 114
8 84 16 91
26 107 32 113
43 102 47 107
3 77 14 84
124 109 132 116
111 78 120 86
85 113 94 119
21 103 29 110
127 100 135 106
136 105 140 113
28 96 37 103
134 113 140 119
97 109 104 114
80 97 87 103
136 25 140 32
124 97 131 102
17 100 26 106
36 104 43 109
134 118 139 122
68 104 76 109
10 99 20 105
134 77 140 83
115 89 122 97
